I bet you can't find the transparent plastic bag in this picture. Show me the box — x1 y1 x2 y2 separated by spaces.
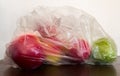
5 6 117 70
89 19 117 65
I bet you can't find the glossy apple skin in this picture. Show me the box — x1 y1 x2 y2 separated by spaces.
68 39 91 62
7 34 45 70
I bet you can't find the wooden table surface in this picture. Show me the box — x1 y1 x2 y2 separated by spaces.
0 57 120 76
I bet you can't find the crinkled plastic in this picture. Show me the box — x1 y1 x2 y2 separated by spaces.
5 6 117 70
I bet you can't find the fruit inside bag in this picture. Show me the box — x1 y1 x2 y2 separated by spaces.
5 6 117 70
89 19 117 64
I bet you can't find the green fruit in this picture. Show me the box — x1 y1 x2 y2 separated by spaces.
92 38 117 63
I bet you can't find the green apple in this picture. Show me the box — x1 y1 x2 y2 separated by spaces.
92 38 117 63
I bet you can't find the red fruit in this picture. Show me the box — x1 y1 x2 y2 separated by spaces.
7 34 44 70
68 39 91 62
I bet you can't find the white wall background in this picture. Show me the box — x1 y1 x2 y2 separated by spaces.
0 0 120 60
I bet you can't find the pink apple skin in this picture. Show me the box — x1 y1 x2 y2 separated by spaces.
68 39 91 62
7 34 45 70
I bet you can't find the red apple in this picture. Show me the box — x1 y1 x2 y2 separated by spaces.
68 39 91 62
7 34 45 70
